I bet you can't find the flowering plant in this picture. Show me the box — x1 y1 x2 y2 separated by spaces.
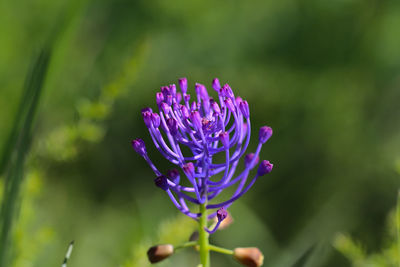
132 78 273 267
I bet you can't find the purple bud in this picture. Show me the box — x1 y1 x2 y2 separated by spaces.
181 105 189 118
224 98 235 112
191 111 202 130
173 102 180 111
131 138 146 156
223 84 234 99
235 96 243 106
179 78 188 94
151 113 160 128
259 126 273 144
190 101 197 112
166 95 173 106
212 78 221 91
154 175 169 190
167 169 180 184
239 100 250 119
160 102 170 114
142 107 153 113
156 92 164 105
257 160 273 176
167 118 178 135
219 132 230 148
195 83 209 100
217 207 228 222
176 92 182 103
184 94 190 103
169 84 177 97
161 86 170 97
142 111 152 127
211 101 221 114
244 153 259 168
183 162 195 179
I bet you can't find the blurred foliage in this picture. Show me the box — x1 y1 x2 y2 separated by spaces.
333 205 400 266
0 0 400 266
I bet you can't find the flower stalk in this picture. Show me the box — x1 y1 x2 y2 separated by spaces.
199 202 210 267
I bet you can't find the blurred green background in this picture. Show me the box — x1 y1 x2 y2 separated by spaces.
1 0 400 266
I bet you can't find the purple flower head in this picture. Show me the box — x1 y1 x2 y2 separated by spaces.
132 78 274 231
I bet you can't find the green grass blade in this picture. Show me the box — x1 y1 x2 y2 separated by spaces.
291 244 316 267
397 189 400 267
0 49 51 267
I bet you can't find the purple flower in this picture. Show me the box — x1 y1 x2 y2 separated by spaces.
132 78 273 230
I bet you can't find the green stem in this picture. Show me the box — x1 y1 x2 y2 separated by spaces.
174 241 197 250
198 202 210 267
208 244 234 255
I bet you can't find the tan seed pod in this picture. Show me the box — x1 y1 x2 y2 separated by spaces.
233 247 264 267
147 244 174 263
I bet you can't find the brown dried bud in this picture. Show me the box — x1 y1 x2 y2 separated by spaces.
147 244 174 263
233 247 264 267
188 231 199 251
213 211 234 230
189 231 199 242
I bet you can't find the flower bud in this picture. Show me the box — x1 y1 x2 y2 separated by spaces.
195 83 209 100
188 231 200 251
224 98 235 112
167 169 180 184
179 78 188 94
166 95 173 106
219 132 230 149
131 139 146 156
160 102 171 114
190 111 202 130
176 92 182 103
142 111 152 128
147 244 174 263
169 84 176 97
167 118 178 135
183 162 195 179
214 210 233 230
151 113 160 128
223 84 234 99
190 101 197 112
181 105 190 119
154 175 169 191
142 107 153 114
244 153 259 168
161 86 170 97
217 207 228 222
212 78 221 91
211 100 221 114
156 92 164 105
257 160 273 176
235 96 243 106
259 126 273 144
233 247 264 267
239 100 250 119
184 94 190 103
189 231 199 241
